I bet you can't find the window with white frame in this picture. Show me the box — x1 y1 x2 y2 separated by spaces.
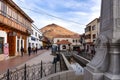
92 25 96 30
35 32 37 37
7 6 12 18
1 2 7 16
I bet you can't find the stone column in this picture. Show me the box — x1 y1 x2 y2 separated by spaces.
84 0 120 80
104 43 120 80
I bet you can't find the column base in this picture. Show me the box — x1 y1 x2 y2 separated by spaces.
104 73 120 80
84 67 104 80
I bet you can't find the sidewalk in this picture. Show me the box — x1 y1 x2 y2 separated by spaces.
0 49 48 74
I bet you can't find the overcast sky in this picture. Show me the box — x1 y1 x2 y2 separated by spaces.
13 0 101 34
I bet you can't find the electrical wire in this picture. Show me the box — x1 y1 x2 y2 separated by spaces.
16 0 85 26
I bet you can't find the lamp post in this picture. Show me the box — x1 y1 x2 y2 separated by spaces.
58 44 61 71
80 35 86 56
68 44 71 52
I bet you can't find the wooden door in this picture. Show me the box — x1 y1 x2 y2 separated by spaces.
0 37 4 54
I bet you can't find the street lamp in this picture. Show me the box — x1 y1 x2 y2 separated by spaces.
68 44 70 52
58 44 61 71
80 35 86 56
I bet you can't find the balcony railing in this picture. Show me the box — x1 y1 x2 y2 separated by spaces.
0 12 32 34
0 14 26 32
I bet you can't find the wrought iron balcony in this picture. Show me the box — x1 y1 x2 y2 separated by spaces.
0 13 32 35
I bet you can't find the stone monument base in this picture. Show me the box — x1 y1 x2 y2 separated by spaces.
84 65 120 80
84 65 104 80
104 73 120 80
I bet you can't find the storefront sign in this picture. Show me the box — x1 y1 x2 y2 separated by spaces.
4 43 9 56
31 37 36 41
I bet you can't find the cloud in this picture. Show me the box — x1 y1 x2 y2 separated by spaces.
87 0 101 21
13 0 101 34
32 15 86 34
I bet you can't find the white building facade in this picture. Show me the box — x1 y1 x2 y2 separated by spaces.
53 35 81 51
28 25 43 49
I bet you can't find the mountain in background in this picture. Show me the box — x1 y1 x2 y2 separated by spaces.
40 23 80 40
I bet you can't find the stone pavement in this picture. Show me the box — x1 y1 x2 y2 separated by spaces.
0 49 50 74
16 50 57 76
17 50 55 67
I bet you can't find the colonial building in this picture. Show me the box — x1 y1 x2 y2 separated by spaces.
28 24 43 49
0 0 33 60
84 18 100 53
53 35 81 51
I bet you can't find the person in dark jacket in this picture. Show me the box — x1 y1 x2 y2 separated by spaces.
21 46 24 57
28 46 31 56
35 46 38 54
32 46 36 54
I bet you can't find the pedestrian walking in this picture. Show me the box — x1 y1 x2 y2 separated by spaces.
28 46 31 56
20 46 24 57
35 46 38 54
33 46 36 54
56 53 60 61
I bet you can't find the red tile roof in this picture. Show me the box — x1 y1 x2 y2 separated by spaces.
54 34 80 38
56 40 71 45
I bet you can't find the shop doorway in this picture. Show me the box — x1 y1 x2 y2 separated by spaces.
73 46 80 51
17 39 19 52
21 40 23 47
0 37 4 54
